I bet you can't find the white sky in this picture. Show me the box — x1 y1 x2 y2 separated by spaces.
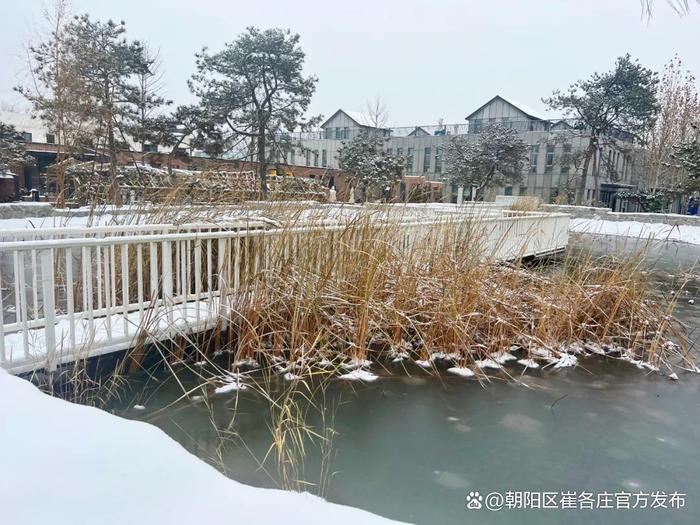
1 0 698 127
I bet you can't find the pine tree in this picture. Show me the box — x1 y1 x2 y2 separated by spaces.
189 27 319 197
61 14 150 204
544 55 660 204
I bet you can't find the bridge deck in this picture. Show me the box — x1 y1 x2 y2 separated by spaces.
0 206 570 375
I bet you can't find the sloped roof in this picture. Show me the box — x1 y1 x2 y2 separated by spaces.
408 126 431 137
465 95 548 121
320 109 386 129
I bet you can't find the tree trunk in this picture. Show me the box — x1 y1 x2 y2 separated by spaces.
577 136 597 204
107 118 121 206
257 130 268 199
592 146 600 203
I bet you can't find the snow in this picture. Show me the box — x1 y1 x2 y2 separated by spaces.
215 381 248 394
340 358 372 370
553 354 578 369
0 369 406 525
475 358 503 370
517 358 540 369
571 218 700 246
491 351 516 364
447 366 475 378
2 299 225 374
338 369 379 382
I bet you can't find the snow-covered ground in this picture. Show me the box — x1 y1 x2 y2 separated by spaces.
570 218 700 246
0 368 407 525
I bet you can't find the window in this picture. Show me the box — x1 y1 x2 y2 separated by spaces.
387 148 393 155
505 186 513 196
471 120 481 134
335 127 342 140
545 144 555 173
313 151 319 167
561 143 571 175
305 149 311 166
343 127 349 140
530 145 539 173
434 147 442 174
322 149 327 167
290 149 296 165
397 147 403 157
45 133 55 144
21 132 32 142
423 147 431 173
519 186 528 196
142 143 158 153
406 148 414 172
325 128 333 140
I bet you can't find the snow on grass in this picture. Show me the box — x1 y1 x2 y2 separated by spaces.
517 358 540 369
414 359 432 368
571 218 700 246
0 369 405 525
475 359 503 370
215 381 248 394
447 366 475 378
338 369 379 382
553 354 578 369
491 351 517 364
340 358 372 370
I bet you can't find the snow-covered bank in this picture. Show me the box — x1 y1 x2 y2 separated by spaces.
0 369 407 525
571 217 700 246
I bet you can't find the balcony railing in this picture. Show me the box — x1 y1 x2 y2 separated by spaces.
278 118 592 142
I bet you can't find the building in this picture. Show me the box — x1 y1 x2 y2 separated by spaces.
295 96 638 206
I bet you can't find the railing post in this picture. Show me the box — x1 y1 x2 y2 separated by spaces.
40 249 57 372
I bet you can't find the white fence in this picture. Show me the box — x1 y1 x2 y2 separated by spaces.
0 210 569 374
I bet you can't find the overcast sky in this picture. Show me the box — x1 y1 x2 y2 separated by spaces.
1 0 698 127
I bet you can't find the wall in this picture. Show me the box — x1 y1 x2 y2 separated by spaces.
541 204 700 226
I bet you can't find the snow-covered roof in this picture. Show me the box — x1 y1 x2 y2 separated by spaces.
496 95 549 121
343 111 376 127
320 109 388 129
465 95 552 122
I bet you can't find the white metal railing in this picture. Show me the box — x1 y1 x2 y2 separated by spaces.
0 211 569 374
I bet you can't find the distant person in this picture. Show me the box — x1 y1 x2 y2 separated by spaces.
688 197 699 216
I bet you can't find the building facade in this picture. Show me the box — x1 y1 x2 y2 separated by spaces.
294 96 638 206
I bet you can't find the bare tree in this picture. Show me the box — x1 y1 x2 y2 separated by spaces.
642 56 700 193
364 95 389 130
16 0 85 206
128 46 172 151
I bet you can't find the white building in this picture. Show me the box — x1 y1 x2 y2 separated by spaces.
295 96 638 206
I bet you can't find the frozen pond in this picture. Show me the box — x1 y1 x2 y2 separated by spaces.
112 234 700 524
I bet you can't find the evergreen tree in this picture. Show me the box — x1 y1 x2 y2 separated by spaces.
544 55 660 204
189 27 319 197
0 122 35 173
337 133 404 201
443 124 528 201
61 14 150 204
